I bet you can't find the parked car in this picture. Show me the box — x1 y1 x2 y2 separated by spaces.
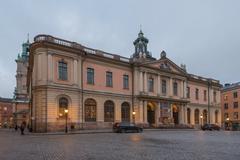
113 122 143 133
201 124 220 131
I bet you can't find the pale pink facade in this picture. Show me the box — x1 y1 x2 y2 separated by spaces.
28 33 221 132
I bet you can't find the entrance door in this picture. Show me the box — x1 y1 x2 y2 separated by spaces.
172 105 179 124
173 111 179 124
147 105 155 125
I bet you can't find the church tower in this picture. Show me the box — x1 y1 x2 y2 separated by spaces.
14 39 30 100
13 38 30 126
131 30 155 61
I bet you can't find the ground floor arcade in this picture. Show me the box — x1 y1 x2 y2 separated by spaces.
30 88 221 132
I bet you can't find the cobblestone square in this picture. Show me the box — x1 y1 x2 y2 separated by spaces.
0 130 240 160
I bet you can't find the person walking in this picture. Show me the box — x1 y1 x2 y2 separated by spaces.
20 122 26 135
15 124 18 131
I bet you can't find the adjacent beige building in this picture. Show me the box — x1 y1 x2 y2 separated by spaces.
27 31 222 132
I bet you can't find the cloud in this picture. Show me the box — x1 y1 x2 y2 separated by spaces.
0 0 240 97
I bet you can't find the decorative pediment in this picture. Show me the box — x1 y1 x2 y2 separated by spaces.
140 54 187 75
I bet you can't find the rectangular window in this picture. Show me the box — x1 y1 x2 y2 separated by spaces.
87 68 94 84
234 102 238 108
173 82 178 96
187 87 190 98
123 75 129 89
233 92 238 98
233 112 238 120
224 103 228 109
106 71 113 87
204 90 207 101
213 91 217 103
195 88 199 100
148 78 154 92
162 80 167 94
58 60 68 81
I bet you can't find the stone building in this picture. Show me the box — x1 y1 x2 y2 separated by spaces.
13 39 30 126
221 82 240 130
27 31 222 132
0 97 13 128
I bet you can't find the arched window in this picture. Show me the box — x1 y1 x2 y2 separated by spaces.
104 100 114 122
85 99 97 122
58 60 68 80
121 102 130 122
173 82 178 96
194 109 199 124
215 110 218 123
203 110 208 124
187 108 191 124
59 97 68 117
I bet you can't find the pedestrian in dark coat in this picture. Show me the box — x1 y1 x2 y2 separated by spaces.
15 125 18 131
20 122 26 135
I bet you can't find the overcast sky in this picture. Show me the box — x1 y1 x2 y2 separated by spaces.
0 0 239 98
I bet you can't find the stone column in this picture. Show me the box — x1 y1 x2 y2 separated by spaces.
47 53 53 82
144 72 148 92
115 103 121 122
73 59 78 85
169 78 173 96
143 101 148 123
157 75 161 95
190 107 195 125
183 81 186 98
181 80 184 98
155 103 160 127
139 71 143 92
139 101 143 123
170 103 173 119
180 105 184 124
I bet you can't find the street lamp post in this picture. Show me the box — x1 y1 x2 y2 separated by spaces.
64 109 69 133
132 111 136 124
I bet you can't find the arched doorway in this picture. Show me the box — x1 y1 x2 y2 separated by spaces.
172 104 179 124
147 102 156 125
187 108 191 124
203 110 208 124
121 102 130 122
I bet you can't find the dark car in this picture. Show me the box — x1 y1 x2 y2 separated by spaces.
201 124 220 131
113 122 143 133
